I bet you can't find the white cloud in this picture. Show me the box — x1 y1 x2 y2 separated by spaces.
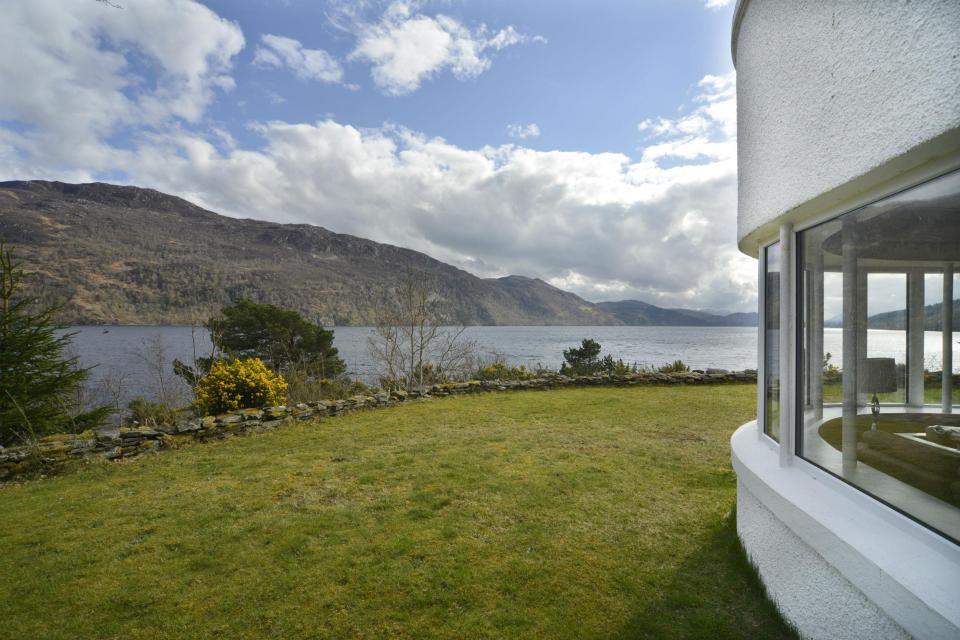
122 70 749 311
265 89 286 105
506 123 540 139
0 3 752 313
638 72 736 164
253 34 343 83
348 1 544 95
0 0 243 173
704 0 734 9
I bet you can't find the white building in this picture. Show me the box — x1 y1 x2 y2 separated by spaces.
729 2 960 639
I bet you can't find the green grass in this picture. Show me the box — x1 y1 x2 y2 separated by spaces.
0 385 795 640
822 380 960 404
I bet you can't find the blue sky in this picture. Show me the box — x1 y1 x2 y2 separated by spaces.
0 0 755 312
202 0 735 157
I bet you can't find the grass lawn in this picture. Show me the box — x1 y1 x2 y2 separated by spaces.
0 385 795 640
822 380 960 404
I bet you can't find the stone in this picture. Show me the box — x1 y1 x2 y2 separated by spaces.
175 421 202 434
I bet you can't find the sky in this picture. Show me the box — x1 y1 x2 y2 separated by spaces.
0 0 756 313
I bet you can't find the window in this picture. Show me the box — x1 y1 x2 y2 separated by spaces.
796 169 960 542
763 242 781 441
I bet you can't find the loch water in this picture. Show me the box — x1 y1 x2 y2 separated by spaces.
65 325 957 406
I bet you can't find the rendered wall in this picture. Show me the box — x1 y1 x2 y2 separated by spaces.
734 0 960 254
737 484 910 640
731 422 960 640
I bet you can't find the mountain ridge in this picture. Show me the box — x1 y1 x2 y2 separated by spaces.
595 299 757 327
0 180 755 327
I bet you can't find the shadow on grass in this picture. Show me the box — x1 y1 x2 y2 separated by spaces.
615 507 800 640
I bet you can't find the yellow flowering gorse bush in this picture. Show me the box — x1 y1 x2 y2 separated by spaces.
195 358 287 415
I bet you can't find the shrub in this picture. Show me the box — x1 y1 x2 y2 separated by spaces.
600 356 642 376
285 366 373 402
822 352 841 381
125 398 181 428
559 340 641 376
658 360 690 373
195 358 287 415
476 356 537 381
378 362 445 393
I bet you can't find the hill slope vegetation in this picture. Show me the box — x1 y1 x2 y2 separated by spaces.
0 181 618 325
0 180 757 327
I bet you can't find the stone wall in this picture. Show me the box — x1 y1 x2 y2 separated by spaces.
0 369 756 482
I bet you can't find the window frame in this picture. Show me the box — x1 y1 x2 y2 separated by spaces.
790 168 960 545
758 238 784 446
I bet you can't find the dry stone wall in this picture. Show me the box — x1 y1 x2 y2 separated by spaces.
0 369 756 481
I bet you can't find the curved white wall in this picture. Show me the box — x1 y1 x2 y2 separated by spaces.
735 0 960 255
732 423 960 640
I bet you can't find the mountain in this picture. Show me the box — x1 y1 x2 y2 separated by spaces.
861 300 960 330
0 180 623 326
596 299 757 327
0 180 756 327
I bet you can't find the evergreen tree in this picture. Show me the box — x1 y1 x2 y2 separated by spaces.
0 244 110 446
206 299 346 376
560 338 603 375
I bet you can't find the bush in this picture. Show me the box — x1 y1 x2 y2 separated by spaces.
600 356 642 376
195 358 287 415
285 366 373 402
125 398 181 428
476 356 538 381
378 362 446 393
559 340 641 376
658 360 690 374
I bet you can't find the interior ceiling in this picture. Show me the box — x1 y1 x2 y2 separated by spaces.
810 172 960 270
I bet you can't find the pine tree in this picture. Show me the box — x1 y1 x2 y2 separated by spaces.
0 244 110 446
560 338 603 375
205 299 346 376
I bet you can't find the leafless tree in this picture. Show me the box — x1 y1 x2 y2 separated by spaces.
367 272 478 392
129 332 187 408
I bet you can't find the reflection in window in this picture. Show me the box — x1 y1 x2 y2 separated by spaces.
797 169 960 542
764 242 781 441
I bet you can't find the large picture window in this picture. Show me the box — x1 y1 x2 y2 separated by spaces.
796 169 960 541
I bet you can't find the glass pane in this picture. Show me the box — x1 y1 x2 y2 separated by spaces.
764 242 781 441
822 272 843 403
796 169 960 542
923 274 960 406
867 273 906 404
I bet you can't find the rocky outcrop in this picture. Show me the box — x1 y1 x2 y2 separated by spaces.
0 369 757 482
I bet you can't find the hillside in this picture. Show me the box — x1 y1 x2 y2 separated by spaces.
0 180 758 327
866 300 960 331
596 299 757 327
823 300 960 330
0 181 623 326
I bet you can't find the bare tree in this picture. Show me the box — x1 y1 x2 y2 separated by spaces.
129 332 187 408
367 272 478 392
173 317 221 399
81 369 126 423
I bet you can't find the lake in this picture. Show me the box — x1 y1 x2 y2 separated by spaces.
64 325 958 406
